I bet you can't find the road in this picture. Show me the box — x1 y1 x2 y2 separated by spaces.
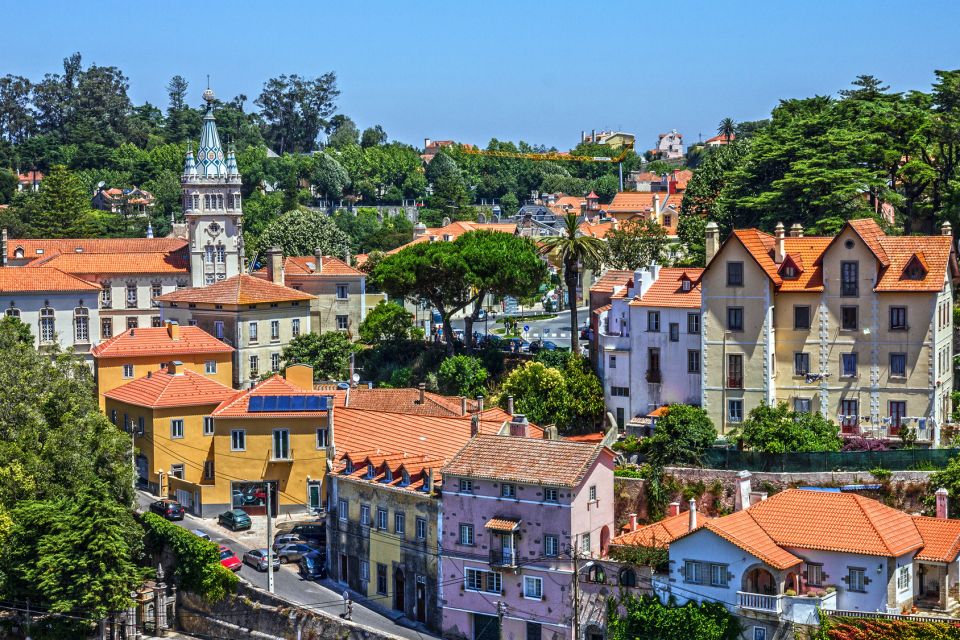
138 492 434 640
449 306 590 349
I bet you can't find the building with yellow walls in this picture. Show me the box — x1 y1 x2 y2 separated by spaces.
103 361 236 510
205 364 332 517
701 218 957 441
93 321 234 407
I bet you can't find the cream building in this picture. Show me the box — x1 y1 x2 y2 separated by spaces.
701 218 957 443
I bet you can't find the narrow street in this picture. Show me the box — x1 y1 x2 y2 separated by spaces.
137 492 436 640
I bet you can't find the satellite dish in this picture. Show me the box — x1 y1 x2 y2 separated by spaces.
97 181 106 189
352 373 360 383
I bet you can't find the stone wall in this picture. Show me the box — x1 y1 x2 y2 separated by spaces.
614 468 935 529
177 582 406 640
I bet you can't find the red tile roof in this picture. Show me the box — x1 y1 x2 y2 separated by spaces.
334 450 445 492
604 192 658 213
389 221 517 254
104 368 235 408
336 387 513 421
212 375 332 418
0 266 100 293
155 274 313 305
579 220 617 239
442 434 609 487
590 270 633 294
91 326 233 359
913 516 960 563
7 238 187 261
874 236 954 292
611 510 714 549
628 268 703 309
33 250 188 275
485 517 521 532
701 509 802 570
564 432 605 443
253 255 363 279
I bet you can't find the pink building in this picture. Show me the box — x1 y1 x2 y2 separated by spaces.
440 425 616 640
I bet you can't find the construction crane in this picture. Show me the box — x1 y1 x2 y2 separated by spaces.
460 146 631 190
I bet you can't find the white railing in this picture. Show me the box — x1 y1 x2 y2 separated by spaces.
738 591 781 613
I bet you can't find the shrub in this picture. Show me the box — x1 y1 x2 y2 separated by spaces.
614 466 642 478
842 436 889 452
437 355 488 398
732 402 841 453
142 512 237 601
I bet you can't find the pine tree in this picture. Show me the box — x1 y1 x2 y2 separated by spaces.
26 165 96 237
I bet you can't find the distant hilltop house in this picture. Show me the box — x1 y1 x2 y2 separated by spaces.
92 186 156 217
580 129 636 151
649 129 685 161
704 132 736 147
625 168 693 194
420 138 473 163
16 170 43 192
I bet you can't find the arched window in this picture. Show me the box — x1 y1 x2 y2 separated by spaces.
74 307 89 343
205 245 215 265
100 281 112 308
586 565 606 584
39 307 55 343
216 244 225 264
619 567 637 587
13 246 23 258
5 305 20 318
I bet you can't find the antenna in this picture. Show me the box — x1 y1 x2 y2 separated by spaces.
206 74 210 90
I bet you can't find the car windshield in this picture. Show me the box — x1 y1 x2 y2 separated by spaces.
220 550 234 560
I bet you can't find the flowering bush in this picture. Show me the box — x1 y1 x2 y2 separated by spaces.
826 617 960 639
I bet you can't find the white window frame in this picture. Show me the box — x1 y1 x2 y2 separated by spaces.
581 532 591 554
316 428 328 449
170 418 184 439
459 523 474 546
460 478 473 493
416 517 427 540
122 364 134 379
336 314 349 331
376 507 388 531
205 360 217 374
360 504 371 526
230 429 246 451
248 321 258 342
501 483 516 498
544 534 559 557
74 307 89 343
544 487 558 503
848 567 866 592
338 498 348 522
271 352 280 372
360 560 369 581
272 428 290 460
394 511 405 535
523 576 543 600
588 485 597 501
336 284 349 300
291 318 301 337
203 416 214 436
270 320 280 340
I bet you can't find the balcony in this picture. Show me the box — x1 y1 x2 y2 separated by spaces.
270 449 294 463
489 548 518 568
646 369 662 383
727 376 743 389
737 591 781 614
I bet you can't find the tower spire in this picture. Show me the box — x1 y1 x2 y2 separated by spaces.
196 85 226 177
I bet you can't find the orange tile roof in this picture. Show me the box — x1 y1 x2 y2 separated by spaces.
337 387 513 420
777 237 831 292
564 432 605 443
92 326 233 359
34 250 188 275
442 434 609 487
847 218 890 266
485 517 521 532
631 172 663 183
913 516 960 563
704 133 735 145
678 489 926 568
212 375 332 418
388 221 517 254
0 266 100 293
103 368 236 408
671 169 693 190
7 238 187 260
611 510 714 549
156 274 313 305
647 406 669 418
875 236 954 292
590 270 633 294
628 268 702 308
334 450 445 492
253 255 363 279
579 220 617 238
605 192 658 213
551 195 585 212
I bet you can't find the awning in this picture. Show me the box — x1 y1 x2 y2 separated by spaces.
485 517 521 533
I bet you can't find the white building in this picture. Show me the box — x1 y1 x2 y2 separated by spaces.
596 265 703 428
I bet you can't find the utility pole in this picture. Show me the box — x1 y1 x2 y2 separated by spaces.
572 542 581 640
266 481 275 593
497 600 506 640
130 422 136 495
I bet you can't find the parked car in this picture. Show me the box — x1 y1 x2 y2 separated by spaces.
191 529 210 541
299 550 327 580
218 546 242 572
149 499 184 521
501 337 530 353
288 522 325 546
529 339 564 353
242 548 281 572
217 509 252 531
274 543 317 564
273 532 304 547
476 309 488 321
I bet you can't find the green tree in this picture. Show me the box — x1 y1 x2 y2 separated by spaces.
255 73 339 154
538 213 605 342
592 173 620 202
0 168 16 204
358 301 414 344
717 117 736 143
560 354 605 432
497 361 571 428
24 164 98 237
280 332 356 381
928 455 960 518
732 401 842 453
437 355 488 398
256 207 351 258
604 217 669 269
639 404 716 467
311 152 350 201
607 594 741 640
426 151 470 215
360 125 387 148
327 114 359 149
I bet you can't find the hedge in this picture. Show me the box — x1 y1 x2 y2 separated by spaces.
142 512 237 601
826 617 960 639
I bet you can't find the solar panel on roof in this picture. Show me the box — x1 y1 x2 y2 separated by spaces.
247 394 328 412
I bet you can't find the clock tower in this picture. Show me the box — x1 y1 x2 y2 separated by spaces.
183 86 244 288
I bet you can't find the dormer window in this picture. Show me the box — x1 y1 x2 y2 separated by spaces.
344 460 354 474
680 276 692 292
366 463 375 479
783 265 797 278
399 470 410 487
904 254 928 281
13 246 23 259
382 466 393 483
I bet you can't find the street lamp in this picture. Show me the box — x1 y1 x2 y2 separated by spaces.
156 469 165 498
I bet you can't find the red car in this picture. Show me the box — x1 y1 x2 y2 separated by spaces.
219 545 242 572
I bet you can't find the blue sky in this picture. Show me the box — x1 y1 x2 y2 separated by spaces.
3 0 959 150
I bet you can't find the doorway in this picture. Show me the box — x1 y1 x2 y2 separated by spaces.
394 568 405 613
474 613 499 640
307 482 322 512
339 554 348 584
415 575 426 622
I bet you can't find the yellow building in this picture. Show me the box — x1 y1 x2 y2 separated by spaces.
103 361 236 511
702 218 957 442
205 364 332 517
92 321 234 407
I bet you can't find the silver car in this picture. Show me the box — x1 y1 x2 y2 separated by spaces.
272 533 304 548
242 548 281 572
274 543 316 564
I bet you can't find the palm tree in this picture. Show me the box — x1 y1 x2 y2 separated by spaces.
538 213 605 346
717 117 736 143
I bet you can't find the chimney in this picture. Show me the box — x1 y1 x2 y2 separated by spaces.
267 246 283 284
653 194 661 217
509 414 528 438
749 491 768 506
166 320 180 341
542 425 559 440
424 138 432 149
476 395 484 414
314 247 323 273
168 360 183 375
789 223 804 238
425 467 434 493
470 414 480 437
418 382 425 405
506 395 514 416
628 513 638 531
667 502 680 518
1 227 7 267
943 221 953 237
460 396 467 416
937 487 949 518
735 470 752 511
326 396 336 457
774 222 785 264
581 130 585 143
705 221 720 264
688 499 697 531
343 248 351 266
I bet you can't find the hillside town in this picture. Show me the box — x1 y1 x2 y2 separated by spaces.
3 14 960 640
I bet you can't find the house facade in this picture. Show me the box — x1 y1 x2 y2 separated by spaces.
440 430 615 640
701 218 957 439
157 274 313 388
596 265 703 427
651 130 685 161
